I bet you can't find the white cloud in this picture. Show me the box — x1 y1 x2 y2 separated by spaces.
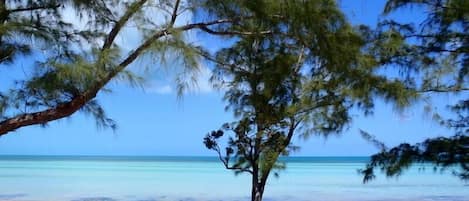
61 1 217 96
189 65 214 94
145 64 215 95
147 84 173 94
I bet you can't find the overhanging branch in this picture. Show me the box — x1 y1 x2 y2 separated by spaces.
0 17 253 136
8 4 60 13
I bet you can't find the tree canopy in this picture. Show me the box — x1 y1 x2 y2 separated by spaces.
360 0 468 183
0 0 309 136
202 1 417 201
1 0 466 194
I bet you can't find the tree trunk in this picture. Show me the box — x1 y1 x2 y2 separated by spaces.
251 169 266 201
251 182 265 201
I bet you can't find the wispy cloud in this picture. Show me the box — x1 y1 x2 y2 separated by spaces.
145 65 214 95
147 84 173 94
62 2 217 96
188 65 214 94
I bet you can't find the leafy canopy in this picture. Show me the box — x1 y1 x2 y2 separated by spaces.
360 0 468 183
203 1 417 201
0 0 286 135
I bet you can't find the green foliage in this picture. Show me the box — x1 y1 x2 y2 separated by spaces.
5 0 412 136
374 0 468 88
0 0 115 63
361 0 468 183
203 36 302 200
0 0 122 127
145 29 205 96
203 1 418 200
360 133 469 183
361 99 468 183
0 0 206 133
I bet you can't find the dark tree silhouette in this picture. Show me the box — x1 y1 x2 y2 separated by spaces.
203 1 416 201
360 0 468 183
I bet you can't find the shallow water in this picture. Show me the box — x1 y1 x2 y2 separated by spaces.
0 156 467 201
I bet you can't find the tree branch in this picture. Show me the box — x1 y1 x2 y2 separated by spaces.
169 0 181 26
8 4 60 13
418 87 469 93
199 26 273 36
102 0 148 50
0 17 249 136
214 143 253 174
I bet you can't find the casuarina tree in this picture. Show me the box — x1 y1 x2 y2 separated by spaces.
203 1 416 201
359 0 468 183
0 0 292 136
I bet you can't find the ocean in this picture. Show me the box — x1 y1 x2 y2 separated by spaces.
0 156 467 201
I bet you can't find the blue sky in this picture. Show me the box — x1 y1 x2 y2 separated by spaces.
0 0 459 156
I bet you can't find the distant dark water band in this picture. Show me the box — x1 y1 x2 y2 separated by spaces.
0 155 371 163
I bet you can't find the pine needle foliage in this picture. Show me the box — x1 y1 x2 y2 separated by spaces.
0 0 298 135
203 1 418 201
360 0 468 183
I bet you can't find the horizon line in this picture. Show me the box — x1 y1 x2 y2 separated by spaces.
0 154 371 157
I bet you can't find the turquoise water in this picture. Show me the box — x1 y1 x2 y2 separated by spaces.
0 156 467 201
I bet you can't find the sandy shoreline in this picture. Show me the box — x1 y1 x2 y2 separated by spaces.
3 194 469 201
